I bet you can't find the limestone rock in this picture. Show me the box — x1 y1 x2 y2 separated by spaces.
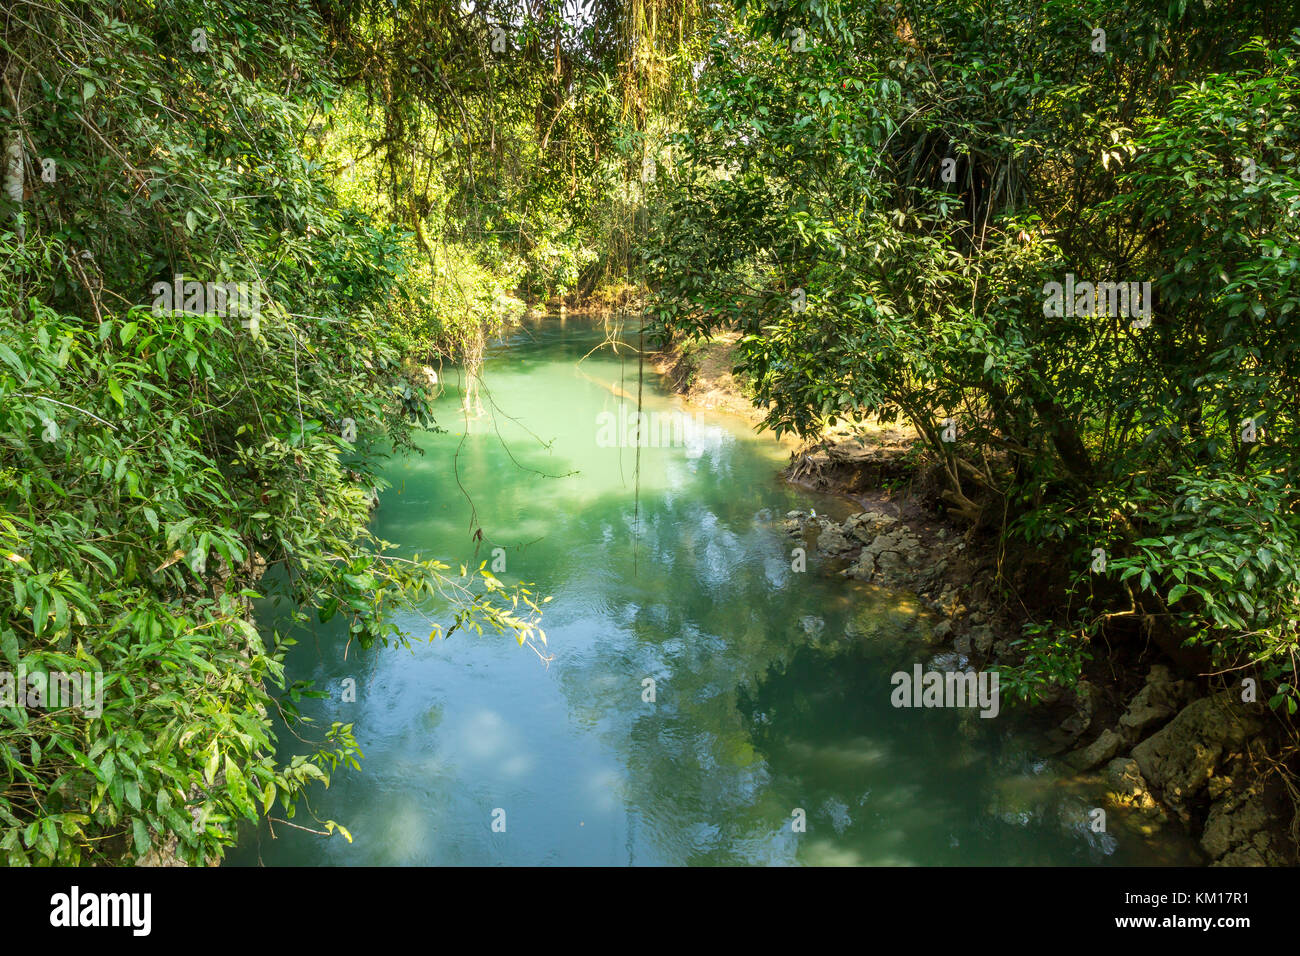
1130 692 1264 806
1118 666 1188 738
1202 788 1268 858
1104 757 1166 819
970 625 995 655
1056 680 1097 741
1065 728 1124 771
842 550 877 581
816 523 853 555
843 510 897 543
1214 846 1272 867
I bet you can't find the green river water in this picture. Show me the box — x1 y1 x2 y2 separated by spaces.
228 315 1198 866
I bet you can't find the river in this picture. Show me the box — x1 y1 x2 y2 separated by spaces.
227 314 1197 866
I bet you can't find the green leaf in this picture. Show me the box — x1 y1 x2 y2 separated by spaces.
1 631 19 668
78 543 118 575
38 818 58 860
132 817 150 857
32 590 47 637
0 344 25 375
225 754 253 818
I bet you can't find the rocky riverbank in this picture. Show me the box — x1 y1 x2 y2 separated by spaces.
782 506 1293 865
653 335 1298 867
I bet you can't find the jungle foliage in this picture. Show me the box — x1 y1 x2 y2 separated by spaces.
643 0 1300 704
7 0 1297 869
0 0 555 865
314 0 704 359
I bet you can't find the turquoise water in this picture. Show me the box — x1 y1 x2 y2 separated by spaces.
228 315 1196 866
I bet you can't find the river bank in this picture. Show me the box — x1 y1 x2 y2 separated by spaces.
651 334 1298 867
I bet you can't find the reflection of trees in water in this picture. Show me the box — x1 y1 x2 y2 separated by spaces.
553 475 955 862
556 488 1194 864
742 642 1205 865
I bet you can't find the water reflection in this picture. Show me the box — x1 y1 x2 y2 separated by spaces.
228 316 1198 867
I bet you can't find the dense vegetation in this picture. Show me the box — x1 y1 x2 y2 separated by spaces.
2 0 1297 867
0 0 657 865
644 0 1300 707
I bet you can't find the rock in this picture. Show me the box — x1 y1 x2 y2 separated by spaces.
1065 728 1124 771
843 511 897 543
1118 685 1179 736
816 524 853 555
929 650 967 672
1145 664 1174 685
970 625 995 655
1205 746 1257 800
1056 681 1097 742
1201 786 1278 862
1105 757 1144 794
783 511 810 535
1214 846 1272 866
842 551 877 581
1118 666 1188 738
875 548 908 576
799 615 826 637
857 527 924 579
1130 692 1264 806
1036 684 1066 706
1104 757 1166 819
932 620 954 642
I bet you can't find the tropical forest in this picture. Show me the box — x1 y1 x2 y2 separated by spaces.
1 0 1299 884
